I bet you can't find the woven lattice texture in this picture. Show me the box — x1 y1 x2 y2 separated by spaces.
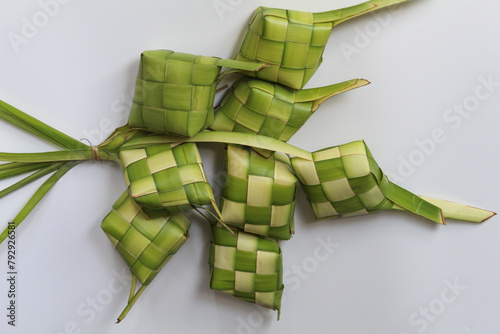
119 142 215 212
211 77 312 144
220 145 296 240
291 140 394 219
101 191 190 285
209 224 284 313
235 7 333 89
211 77 364 152
128 50 223 137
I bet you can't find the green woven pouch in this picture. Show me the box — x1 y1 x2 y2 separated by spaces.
235 0 410 89
101 191 190 321
290 140 445 224
119 140 217 214
220 145 297 240
210 77 368 157
128 50 266 137
209 224 284 317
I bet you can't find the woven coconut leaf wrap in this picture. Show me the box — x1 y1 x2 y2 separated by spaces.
101 191 190 321
211 77 367 155
128 50 266 137
101 191 190 286
235 0 410 89
290 140 445 223
119 140 217 213
209 224 284 316
220 145 297 240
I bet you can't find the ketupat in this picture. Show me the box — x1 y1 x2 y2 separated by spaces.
234 0 410 89
128 50 267 137
209 223 284 317
220 145 297 240
118 135 239 234
101 191 191 322
211 77 368 157
290 140 495 223
119 138 216 213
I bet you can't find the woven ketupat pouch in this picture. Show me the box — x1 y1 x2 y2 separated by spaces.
119 141 216 213
129 50 266 137
209 224 284 316
291 140 394 219
101 191 191 286
220 145 297 240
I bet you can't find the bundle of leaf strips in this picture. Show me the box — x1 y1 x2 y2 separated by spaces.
0 0 496 323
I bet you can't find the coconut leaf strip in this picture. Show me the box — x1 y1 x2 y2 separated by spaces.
128 276 138 303
98 126 140 152
0 150 95 163
216 59 268 72
315 0 410 25
0 162 65 199
191 205 235 237
0 162 53 180
395 196 496 223
0 162 49 172
0 109 66 148
122 131 313 160
0 99 86 150
296 78 369 106
117 284 147 324
384 182 445 224
0 161 78 244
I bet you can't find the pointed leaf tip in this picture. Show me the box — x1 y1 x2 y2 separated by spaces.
419 196 496 223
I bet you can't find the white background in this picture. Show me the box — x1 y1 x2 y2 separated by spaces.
0 0 499 333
